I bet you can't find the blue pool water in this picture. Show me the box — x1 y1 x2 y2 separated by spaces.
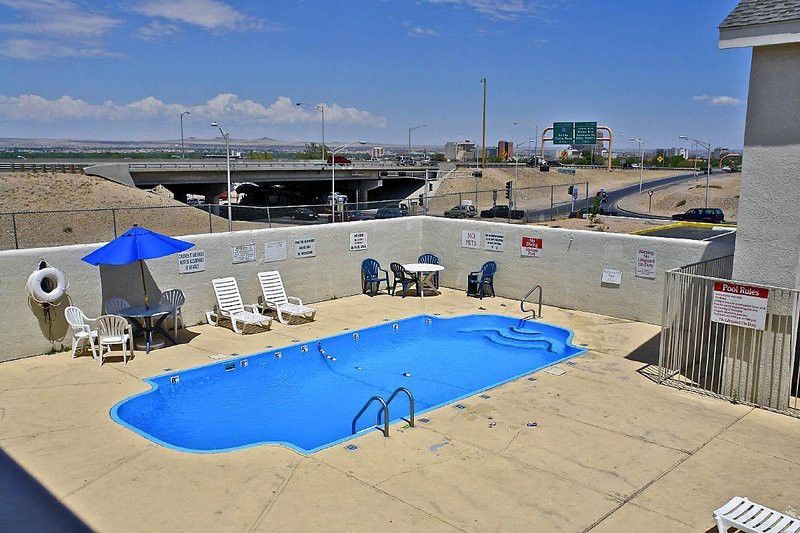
112 314 586 454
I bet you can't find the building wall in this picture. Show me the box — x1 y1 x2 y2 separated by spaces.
421 218 732 324
733 43 800 289
1 216 733 362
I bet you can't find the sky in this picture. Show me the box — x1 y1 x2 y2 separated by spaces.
0 0 750 149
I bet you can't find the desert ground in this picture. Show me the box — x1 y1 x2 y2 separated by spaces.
617 171 741 220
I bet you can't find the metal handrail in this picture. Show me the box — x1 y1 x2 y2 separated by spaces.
379 387 415 427
521 284 542 319
352 396 390 437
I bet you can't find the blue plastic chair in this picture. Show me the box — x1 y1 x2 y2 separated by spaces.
361 258 389 296
418 253 440 288
467 261 496 299
390 262 419 298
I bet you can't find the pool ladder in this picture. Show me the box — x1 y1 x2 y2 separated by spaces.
520 284 542 319
351 387 415 437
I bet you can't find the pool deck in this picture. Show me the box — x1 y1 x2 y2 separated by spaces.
1 289 799 532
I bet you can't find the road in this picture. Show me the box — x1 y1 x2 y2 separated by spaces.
522 170 715 220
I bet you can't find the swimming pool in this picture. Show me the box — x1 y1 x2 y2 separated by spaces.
111 314 586 454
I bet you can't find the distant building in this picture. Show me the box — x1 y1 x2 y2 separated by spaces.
371 146 385 159
497 140 513 160
712 147 730 159
485 147 498 158
444 141 477 162
671 147 689 158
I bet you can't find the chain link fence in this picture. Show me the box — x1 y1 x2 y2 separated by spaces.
0 183 589 250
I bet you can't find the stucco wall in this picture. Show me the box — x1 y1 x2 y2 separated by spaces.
733 43 800 288
1 216 733 362
421 218 732 324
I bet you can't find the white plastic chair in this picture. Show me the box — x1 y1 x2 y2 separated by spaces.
257 271 316 324
714 496 800 533
206 277 271 334
95 315 134 365
159 289 185 337
64 306 98 360
104 297 130 315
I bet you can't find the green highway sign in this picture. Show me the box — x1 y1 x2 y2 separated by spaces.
553 121 598 145
553 122 574 145
574 121 597 144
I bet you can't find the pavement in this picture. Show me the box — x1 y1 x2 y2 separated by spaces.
1 289 798 532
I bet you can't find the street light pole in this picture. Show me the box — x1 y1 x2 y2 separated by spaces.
680 136 712 207
408 124 428 155
211 121 232 231
480 77 487 168
296 102 326 160
179 111 190 159
630 137 645 194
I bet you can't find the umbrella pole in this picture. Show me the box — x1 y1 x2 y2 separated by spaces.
139 259 149 308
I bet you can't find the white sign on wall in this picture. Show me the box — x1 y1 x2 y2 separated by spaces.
177 249 205 274
602 269 622 285
484 232 505 252
264 241 287 263
349 232 368 251
520 236 543 257
294 238 316 258
461 230 481 249
711 282 769 330
231 243 256 264
635 249 657 279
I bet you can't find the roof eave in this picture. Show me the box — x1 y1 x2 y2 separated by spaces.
719 20 800 49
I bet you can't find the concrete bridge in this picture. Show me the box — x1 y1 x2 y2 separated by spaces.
82 160 440 203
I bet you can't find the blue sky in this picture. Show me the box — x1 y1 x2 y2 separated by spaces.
0 0 749 148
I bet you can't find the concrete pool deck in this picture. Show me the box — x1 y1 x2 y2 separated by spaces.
1 289 798 532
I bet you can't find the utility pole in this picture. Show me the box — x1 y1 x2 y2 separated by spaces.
480 78 487 168
179 111 190 159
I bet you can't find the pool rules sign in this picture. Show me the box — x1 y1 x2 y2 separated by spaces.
711 282 769 330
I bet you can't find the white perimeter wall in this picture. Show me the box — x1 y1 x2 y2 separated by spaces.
0 216 732 362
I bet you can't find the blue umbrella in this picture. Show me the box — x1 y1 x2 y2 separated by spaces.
82 225 194 307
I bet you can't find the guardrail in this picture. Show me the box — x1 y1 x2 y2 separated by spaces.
127 161 435 171
0 162 89 173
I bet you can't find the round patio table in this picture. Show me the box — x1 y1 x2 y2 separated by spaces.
117 302 177 354
402 263 445 298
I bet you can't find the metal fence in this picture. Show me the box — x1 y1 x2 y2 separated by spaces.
427 181 589 223
658 255 800 416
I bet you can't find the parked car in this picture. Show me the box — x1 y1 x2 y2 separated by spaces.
480 205 524 219
341 210 369 221
444 205 477 218
292 208 319 220
671 208 725 223
375 207 406 219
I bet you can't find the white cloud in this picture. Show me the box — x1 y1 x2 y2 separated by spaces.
132 0 262 33
424 0 538 20
408 26 439 37
0 0 121 59
135 21 183 42
693 94 744 106
0 93 387 127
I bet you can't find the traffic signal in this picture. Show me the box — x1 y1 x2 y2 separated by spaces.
428 182 434 191
505 181 512 199
418 194 424 205
568 185 574 195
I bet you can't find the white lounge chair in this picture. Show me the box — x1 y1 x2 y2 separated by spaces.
159 288 185 337
206 277 271 334
64 306 98 360
96 315 134 365
104 297 130 315
257 271 316 324
714 496 800 533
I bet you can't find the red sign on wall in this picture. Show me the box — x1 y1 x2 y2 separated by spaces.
521 236 543 257
710 281 769 330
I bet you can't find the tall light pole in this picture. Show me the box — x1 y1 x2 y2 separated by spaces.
630 137 645 193
296 102 325 160
408 124 428 155
330 141 366 222
510 137 533 209
480 77 487 168
211 121 232 231
513 122 536 159
179 110 190 159
680 135 712 207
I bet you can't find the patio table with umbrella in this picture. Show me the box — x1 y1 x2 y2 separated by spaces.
82 225 194 354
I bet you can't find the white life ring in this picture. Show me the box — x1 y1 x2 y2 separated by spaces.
26 267 68 304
